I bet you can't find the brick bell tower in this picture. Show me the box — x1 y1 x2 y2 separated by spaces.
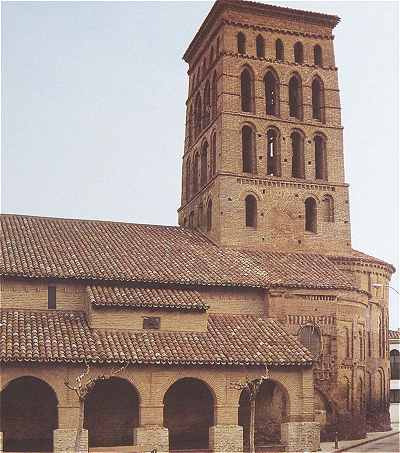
178 0 352 255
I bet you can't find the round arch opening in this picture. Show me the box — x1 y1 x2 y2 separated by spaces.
0 376 58 452
238 379 288 450
163 377 215 451
84 377 139 448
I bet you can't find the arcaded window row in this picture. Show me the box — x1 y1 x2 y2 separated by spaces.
244 193 334 233
237 32 324 67
241 125 328 181
241 66 325 122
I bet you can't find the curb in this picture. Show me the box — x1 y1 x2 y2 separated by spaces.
327 429 400 452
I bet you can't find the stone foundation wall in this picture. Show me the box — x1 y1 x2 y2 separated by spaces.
281 422 320 452
53 429 88 453
209 425 243 452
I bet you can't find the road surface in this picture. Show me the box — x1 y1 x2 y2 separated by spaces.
343 432 399 452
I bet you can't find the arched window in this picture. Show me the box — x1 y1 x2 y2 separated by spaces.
216 37 220 56
305 197 317 233
241 68 254 113
275 39 284 61
185 158 191 201
294 42 304 64
192 152 199 194
194 93 202 138
210 131 217 177
298 324 322 358
198 204 203 229
344 377 351 411
291 131 304 178
264 70 279 116
312 77 325 121
210 47 214 65
256 35 265 58
200 141 208 187
345 327 351 358
288 75 303 119
266 128 280 176
314 45 323 66
245 195 257 228
314 135 327 180
242 125 256 174
359 331 364 360
321 195 334 223
211 72 217 120
206 199 212 231
359 377 364 411
391 350 400 380
202 58 206 76
237 32 246 54
188 105 193 145
203 81 211 128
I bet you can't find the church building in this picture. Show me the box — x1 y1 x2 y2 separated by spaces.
0 1 394 452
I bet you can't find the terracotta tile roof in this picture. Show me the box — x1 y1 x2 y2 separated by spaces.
389 329 400 340
329 249 395 274
0 214 354 291
88 285 208 311
0 309 313 367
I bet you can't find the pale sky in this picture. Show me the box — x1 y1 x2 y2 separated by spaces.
1 1 399 327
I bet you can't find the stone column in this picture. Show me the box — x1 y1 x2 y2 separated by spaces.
281 421 320 452
54 404 88 453
209 404 243 452
135 405 168 452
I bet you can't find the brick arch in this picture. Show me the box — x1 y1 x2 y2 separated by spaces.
239 188 263 203
238 378 290 449
315 387 338 441
1 376 59 452
163 377 215 450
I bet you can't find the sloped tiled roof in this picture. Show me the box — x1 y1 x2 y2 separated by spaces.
88 285 208 311
0 214 354 290
0 309 313 367
329 249 395 273
389 329 400 340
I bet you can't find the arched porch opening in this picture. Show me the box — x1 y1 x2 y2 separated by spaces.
315 389 337 441
84 377 139 448
238 379 288 451
0 376 58 452
163 377 215 451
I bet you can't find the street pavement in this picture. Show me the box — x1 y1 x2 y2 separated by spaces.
340 431 399 452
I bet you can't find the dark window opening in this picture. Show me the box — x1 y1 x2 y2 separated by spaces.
241 69 253 113
312 78 324 121
48 285 56 309
314 45 323 66
200 142 208 187
305 197 317 233
206 199 212 232
256 35 265 58
188 106 193 145
264 71 279 116
314 135 327 180
242 126 256 174
185 158 191 201
198 204 203 229
289 75 302 119
237 32 246 54
298 324 321 358
211 72 217 119
245 195 257 228
294 42 304 64
143 317 160 330
275 39 284 61
291 131 304 178
209 47 214 65
192 153 199 194
267 128 280 176
390 349 400 380
194 94 202 138
203 81 211 128
210 132 217 177
322 195 334 222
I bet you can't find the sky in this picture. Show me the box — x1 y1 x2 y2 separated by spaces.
1 1 399 327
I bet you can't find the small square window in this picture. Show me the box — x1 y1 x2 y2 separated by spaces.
143 317 160 330
48 286 56 309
